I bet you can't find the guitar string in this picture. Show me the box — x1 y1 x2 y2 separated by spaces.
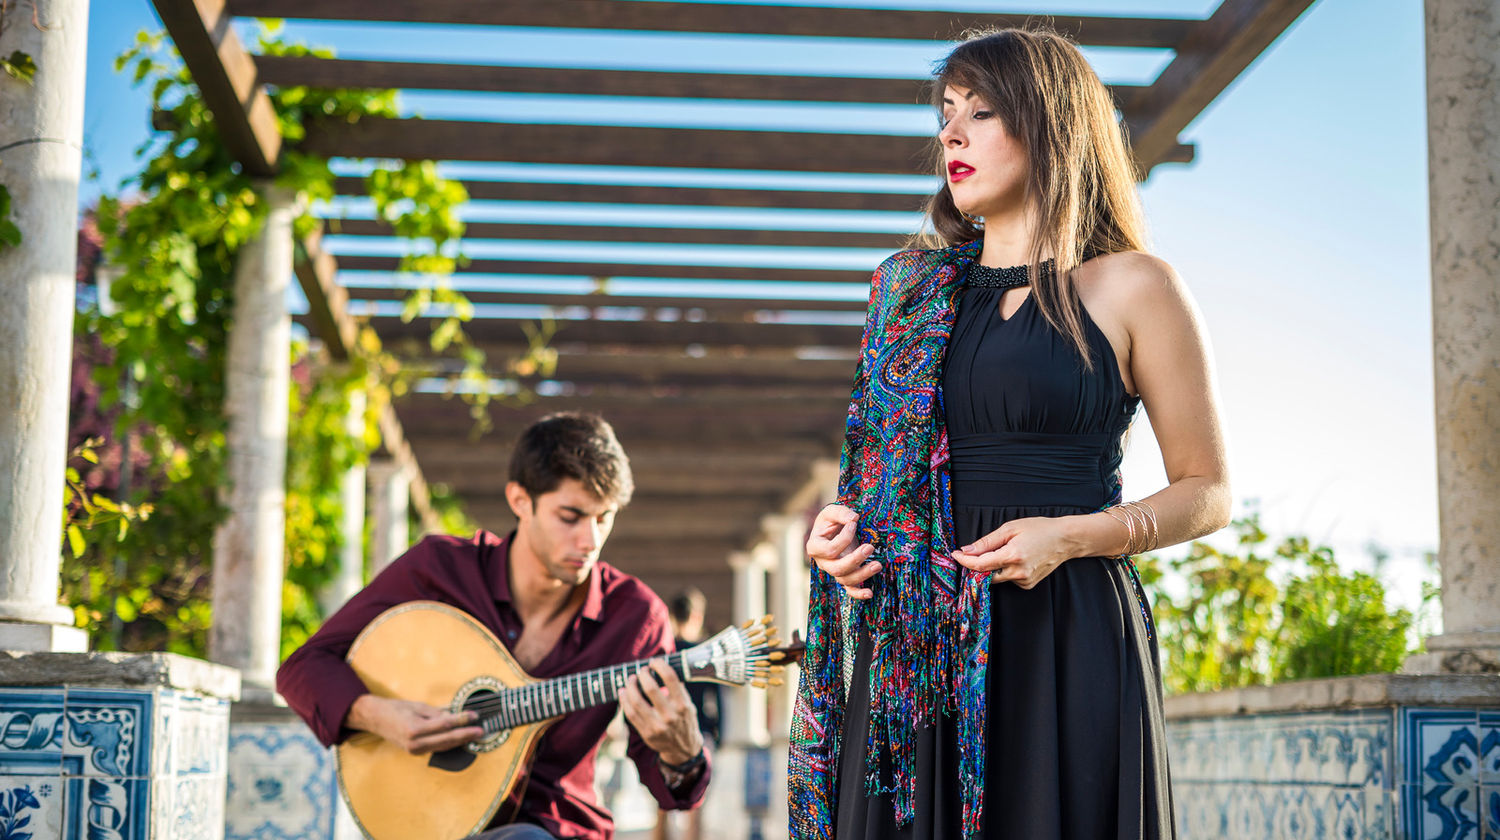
466 651 692 720
460 646 770 725
462 651 696 721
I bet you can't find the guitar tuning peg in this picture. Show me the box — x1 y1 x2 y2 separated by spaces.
770 666 785 674
752 680 767 689
760 615 774 625
769 678 784 687
741 619 755 630
768 652 786 662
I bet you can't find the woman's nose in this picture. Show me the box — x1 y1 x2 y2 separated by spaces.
940 119 965 147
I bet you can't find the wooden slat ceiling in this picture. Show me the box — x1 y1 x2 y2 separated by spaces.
158 0 1317 626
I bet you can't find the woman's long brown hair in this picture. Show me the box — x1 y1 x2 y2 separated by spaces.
917 27 1149 369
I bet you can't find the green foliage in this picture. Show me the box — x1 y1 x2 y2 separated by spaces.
0 184 20 251
1144 515 1424 695
1273 539 1413 680
1 49 36 84
425 483 478 540
62 438 154 561
65 25 485 657
278 355 374 661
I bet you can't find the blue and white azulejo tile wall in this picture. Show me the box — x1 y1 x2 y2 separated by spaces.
1168 705 1500 840
0 685 230 840
224 720 339 840
1169 708 1395 839
1399 708 1500 840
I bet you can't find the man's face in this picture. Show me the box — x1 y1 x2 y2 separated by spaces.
510 477 618 586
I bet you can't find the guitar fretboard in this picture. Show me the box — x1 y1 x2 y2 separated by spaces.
472 652 691 731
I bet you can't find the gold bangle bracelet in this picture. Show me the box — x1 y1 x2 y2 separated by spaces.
1102 507 1136 555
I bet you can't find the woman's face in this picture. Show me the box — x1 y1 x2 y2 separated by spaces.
939 83 1029 220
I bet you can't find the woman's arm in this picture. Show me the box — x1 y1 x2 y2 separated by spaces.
953 253 1231 587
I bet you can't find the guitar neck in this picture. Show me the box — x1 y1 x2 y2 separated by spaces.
477 652 692 730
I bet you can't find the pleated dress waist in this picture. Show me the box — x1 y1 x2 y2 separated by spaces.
948 430 1122 510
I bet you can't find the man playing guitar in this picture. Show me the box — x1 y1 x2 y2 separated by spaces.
278 412 710 840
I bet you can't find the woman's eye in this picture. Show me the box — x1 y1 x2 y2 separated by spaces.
974 110 993 120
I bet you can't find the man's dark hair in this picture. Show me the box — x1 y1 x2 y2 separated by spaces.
669 587 706 625
508 412 634 506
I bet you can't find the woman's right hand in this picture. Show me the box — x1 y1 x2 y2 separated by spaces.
806 504 880 600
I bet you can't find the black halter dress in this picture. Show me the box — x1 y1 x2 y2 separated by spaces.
834 261 1176 839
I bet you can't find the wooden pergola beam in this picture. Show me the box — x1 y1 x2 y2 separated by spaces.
332 177 932 213
341 286 868 316
226 1 1196 47
301 118 935 174
293 227 357 360
307 119 1192 179
395 406 846 443
372 316 863 350
256 55 1147 107
465 497 789 533
1127 0 1317 173
330 218 908 250
152 0 282 175
333 255 872 285
413 446 817 475
437 467 813 497
407 438 836 466
538 352 857 386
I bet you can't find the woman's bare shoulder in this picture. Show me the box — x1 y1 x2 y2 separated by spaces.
1079 250 1191 315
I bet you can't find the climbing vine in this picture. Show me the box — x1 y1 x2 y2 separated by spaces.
66 23 501 656
0 2 40 254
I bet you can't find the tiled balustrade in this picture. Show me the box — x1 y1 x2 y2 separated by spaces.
0 651 239 840
1165 674 1500 839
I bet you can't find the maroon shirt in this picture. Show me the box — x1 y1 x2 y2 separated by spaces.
276 530 711 840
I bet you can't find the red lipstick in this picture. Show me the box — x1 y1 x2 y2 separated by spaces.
948 160 975 183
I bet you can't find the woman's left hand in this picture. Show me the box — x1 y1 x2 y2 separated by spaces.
950 516 1077 590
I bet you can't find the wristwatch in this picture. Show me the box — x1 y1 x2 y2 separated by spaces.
658 747 706 789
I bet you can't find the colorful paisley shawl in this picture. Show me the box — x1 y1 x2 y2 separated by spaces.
788 240 992 840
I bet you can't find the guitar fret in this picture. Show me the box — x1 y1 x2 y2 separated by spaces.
482 651 714 733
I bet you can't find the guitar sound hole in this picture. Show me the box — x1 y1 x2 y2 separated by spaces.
454 685 510 754
462 688 499 718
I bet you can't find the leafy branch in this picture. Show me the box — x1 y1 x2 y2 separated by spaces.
62 438 153 559
64 23 539 654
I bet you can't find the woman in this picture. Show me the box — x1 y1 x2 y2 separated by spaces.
787 27 1231 840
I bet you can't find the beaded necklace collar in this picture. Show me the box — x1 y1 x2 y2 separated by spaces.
963 259 1054 289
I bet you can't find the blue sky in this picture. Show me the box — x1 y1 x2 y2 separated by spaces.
81 1 1438 614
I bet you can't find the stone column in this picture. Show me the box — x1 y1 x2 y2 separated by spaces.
320 389 367 616
763 514 809 740
209 185 296 701
1407 0 1500 674
0 0 90 652
368 458 410 576
724 549 770 747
